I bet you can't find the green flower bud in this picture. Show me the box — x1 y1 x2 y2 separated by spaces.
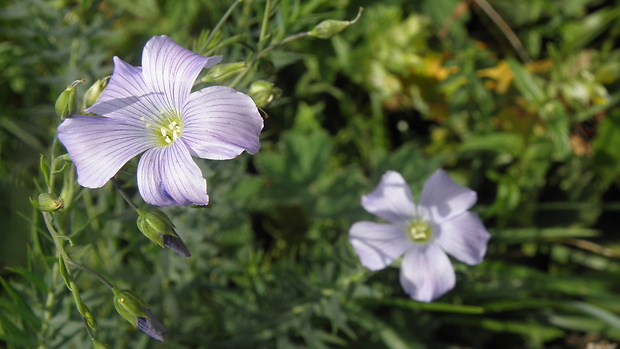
55 80 85 119
37 193 64 212
92 339 113 349
309 7 363 39
112 288 166 341
82 76 110 111
83 307 98 332
248 80 282 108
201 62 246 83
137 209 191 257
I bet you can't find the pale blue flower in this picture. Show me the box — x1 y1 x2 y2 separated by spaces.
349 170 490 302
58 35 263 206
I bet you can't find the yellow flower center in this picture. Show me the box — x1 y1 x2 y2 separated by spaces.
407 219 432 243
147 111 183 146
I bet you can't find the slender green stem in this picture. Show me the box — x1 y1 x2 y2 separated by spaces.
199 0 243 55
259 0 272 45
229 31 310 89
47 137 59 193
82 317 95 340
259 31 309 56
64 260 96 339
473 0 531 64
111 178 140 211
43 212 114 289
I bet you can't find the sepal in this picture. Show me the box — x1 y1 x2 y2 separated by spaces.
82 76 110 111
201 62 246 83
36 193 64 212
248 80 282 108
112 288 166 341
137 209 191 257
55 80 85 119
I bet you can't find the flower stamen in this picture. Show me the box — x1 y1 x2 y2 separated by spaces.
152 111 183 146
407 219 432 243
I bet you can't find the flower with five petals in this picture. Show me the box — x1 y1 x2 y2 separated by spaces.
58 35 263 206
349 170 490 302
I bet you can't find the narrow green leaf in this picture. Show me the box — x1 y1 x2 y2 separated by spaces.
460 132 524 156
58 255 72 291
5 267 51 293
561 7 620 52
39 154 50 188
507 58 546 106
478 319 564 341
482 299 561 313
0 298 41 331
0 333 39 348
565 301 620 332
379 325 413 349
361 297 485 314
493 227 600 243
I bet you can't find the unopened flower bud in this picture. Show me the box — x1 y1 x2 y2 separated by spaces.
137 209 191 257
83 308 98 332
92 339 113 349
82 76 110 111
112 288 166 341
248 80 282 108
202 62 246 83
55 80 85 119
37 193 64 212
309 7 363 39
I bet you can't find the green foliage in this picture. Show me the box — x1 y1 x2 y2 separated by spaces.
1 0 620 348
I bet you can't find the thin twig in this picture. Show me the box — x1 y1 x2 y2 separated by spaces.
473 0 532 64
199 0 243 55
259 0 272 45
563 238 620 258
111 177 140 211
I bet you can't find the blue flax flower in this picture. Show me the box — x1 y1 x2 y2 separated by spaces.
58 35 263 206
349 170 490 302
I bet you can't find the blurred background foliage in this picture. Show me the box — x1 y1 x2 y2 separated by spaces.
2 0 620 348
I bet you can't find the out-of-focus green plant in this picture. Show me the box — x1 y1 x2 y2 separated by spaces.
2 0 620 348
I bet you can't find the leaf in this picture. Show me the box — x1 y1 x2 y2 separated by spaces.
478 319 564 342
565 301 620 332
460 132 524 156
507 58 546 106
39 154 50 188
256 129 331 186
539 101 571 158
379 325 414 349
0 297 41 332
5 267 50 293
492 227 600 243
359 297 484 314
561 6 620 52
0 333 39 348
58 255 72 291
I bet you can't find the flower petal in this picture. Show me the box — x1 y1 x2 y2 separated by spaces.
137 142 209 206
436 212 490 265
349 222 410 271
85 57 161 127
361 171 416 224
162 232 191 258
136 308 166 341
58 116 151 188
181 86 263 159
419 169 477 224
399 244 455 302
142 35 222 112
